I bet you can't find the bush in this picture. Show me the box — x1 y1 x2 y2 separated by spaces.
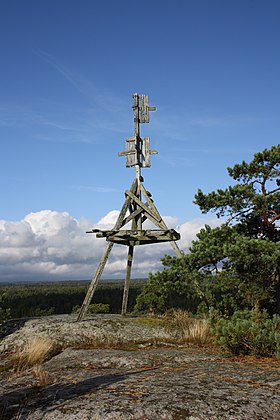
214 308 280 358
32 307 55 317
72 303 110 314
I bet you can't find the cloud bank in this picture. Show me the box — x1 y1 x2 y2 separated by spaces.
0 210 221 282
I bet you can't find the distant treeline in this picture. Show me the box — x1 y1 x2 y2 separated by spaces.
0 279 146 318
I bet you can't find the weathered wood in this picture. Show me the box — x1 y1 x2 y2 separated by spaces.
119 94 156 170
121 245 134 315
142 137 150 167
76 241 113 322
94 229 180 245
121 207 143 227
78 94 182 321
133 93 140 137
77 179 137 321
125 190 162 223
140 183 183 257
118 137 136 167
127 138 136 167
139 95 156 123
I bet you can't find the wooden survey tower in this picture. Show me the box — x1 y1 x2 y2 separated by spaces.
77 93 182 321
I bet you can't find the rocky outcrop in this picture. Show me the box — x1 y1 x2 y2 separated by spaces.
0 314 176 353
0 315 280 419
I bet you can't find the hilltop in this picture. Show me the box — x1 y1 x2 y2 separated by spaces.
0 314 280 419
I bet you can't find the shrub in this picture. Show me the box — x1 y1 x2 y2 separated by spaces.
214 308 280 358
32 307 55 316
72 303 110 314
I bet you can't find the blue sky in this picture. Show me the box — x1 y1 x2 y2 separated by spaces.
0 0 279 280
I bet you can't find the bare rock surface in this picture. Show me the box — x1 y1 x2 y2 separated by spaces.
0 314 175 353
1 315 280 419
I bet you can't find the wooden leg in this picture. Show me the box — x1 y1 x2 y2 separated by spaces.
121 245 134 316
76 242 114 321
76 180 137 322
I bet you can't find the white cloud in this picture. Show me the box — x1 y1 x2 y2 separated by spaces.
177 218 221 250
97 210 120 226
0 210 222 282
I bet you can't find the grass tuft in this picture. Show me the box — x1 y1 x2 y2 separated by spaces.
10 337 56 373
74 335 125 349
166 309 213 345
182 318 212 345
31 366 55 386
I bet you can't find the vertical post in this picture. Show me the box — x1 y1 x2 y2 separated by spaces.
133 93 141 183
133 93 142 231
121 245 134 316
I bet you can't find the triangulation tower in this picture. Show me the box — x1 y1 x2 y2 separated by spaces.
77 93 182 321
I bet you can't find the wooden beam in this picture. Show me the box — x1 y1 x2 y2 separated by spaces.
76 241 114 322
121 245 134 315
121 207 143 227
140 183 183 257
125 190 161 223
96 229 180 245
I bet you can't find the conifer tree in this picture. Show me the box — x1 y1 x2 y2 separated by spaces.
194 145 280 241
136 146 280 314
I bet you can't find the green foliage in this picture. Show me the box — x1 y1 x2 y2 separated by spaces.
189 224 232 272
32 307 55 316
194 145 280 241
71 305 81 314
136 146 280 317
72 303 110 314
136 225 279 316
214 309 280 358
134 266 201 315
225 234 280 310
192 227 280 314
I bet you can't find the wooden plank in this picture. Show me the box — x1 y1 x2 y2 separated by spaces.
97 229 179 237
140 183 183 257
140 184 161 220
133 93 139 137
121 207 143 227
125 190 162 222
144 95 149 122
126 138 136 167
142 137 150 167
121 245 134 315
140 95 145 122
97 229 180 245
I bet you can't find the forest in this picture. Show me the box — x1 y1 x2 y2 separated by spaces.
0 280 145 319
